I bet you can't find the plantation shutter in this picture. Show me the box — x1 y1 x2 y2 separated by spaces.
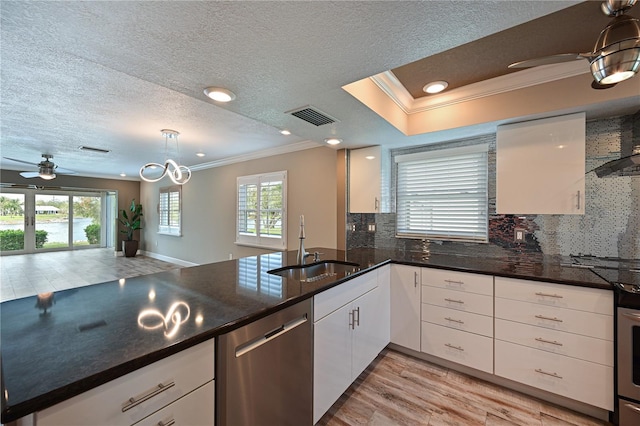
395 145 488 242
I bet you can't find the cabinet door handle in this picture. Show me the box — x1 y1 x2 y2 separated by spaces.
623 312 640 322
444 343 464 351
354 307 360 327
576 190 581 211
445 279 464 285
535 314 563 323
444 317 464 324
157 416 176 426
349 310 354 330
535 337 563 346
535 368 562 379
374 197 379 211
414 271 419 288
624 403 640 414
535 292 563 299
122 380 175 412
444 298 464 304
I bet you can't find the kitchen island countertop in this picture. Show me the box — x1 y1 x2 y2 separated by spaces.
0 247 611 423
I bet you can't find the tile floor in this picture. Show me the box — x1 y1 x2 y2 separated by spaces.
319 349 610 426
0 248 180 302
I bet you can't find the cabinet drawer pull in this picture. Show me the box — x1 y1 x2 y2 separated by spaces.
414 271 419 288
444 317 464 324
535 314 563 323
157 417 176 426
624 403 640 414
535 292 563 299
444 298 464 304
374 197 379 211
444 279 464 285
535 337 563 346
354 307 360 327
122 380 175 412
349 310 354 330
535 368 562 379
444 343 464 351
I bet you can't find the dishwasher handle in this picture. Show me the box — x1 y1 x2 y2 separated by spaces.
235 314 308 357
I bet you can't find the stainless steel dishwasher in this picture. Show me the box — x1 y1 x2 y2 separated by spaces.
217 299 313 425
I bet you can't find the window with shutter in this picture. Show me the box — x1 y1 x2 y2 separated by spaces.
158 186 181 236
236 171 287 250
395 144 488 242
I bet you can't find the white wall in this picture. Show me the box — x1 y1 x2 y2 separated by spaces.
140 146 338 265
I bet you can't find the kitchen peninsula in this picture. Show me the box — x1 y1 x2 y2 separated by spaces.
1 247 613 425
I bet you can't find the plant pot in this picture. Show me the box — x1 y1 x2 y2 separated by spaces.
122 240 139 257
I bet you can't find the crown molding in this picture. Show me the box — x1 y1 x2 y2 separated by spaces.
189 140 321 171
371 61 591 114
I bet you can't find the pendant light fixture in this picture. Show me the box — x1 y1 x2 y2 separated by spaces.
139 129 192 185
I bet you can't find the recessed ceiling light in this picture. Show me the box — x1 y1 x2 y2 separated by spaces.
196 152 205 157
203 87 236 102
325 138 342 145
423 80 449 94
120 173 126 177
280 129 291 135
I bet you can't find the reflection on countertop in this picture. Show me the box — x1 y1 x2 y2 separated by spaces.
0 246 616 423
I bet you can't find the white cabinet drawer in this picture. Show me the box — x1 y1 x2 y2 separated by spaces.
37 340 215 426
495 319 613 366
421 321 493 374
495 298 613 341
422 269 493 296
495 340 613 411
422 286 493 317
314 272 377 321
495 277 612 315
422 304 493 338
133 381 214 426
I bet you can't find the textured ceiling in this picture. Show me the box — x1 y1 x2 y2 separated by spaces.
0 1 635 181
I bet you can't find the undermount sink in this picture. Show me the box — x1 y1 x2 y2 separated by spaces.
268 261 360 283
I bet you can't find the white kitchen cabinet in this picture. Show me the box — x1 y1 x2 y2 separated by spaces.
36 339 215 426
421 268 493 373
349 146 381 213
390 264 421 351
313 268 390 423
494 277 613 410
496 112 585 214
132 381 215 426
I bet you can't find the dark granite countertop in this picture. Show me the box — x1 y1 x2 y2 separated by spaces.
0 247 612 422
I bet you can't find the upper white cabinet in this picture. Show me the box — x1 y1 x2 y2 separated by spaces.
349 146 381 213
496 112 586 215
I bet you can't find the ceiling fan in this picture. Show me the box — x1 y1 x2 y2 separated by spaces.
3 154 78 180
509 0 640 89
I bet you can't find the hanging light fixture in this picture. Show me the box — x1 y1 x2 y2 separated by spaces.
139 129 192 185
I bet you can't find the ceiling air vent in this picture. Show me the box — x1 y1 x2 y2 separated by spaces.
287 106 337 126
79 146 111 154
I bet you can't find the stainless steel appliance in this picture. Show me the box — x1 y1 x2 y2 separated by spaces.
616 283 640 425
217 299 313 426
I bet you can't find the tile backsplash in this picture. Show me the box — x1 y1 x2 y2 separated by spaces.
347 113 640 260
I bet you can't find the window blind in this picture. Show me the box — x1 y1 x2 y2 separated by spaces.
159 186 181 235
395 145 488 242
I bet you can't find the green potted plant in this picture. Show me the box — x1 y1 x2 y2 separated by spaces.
119 199 143 257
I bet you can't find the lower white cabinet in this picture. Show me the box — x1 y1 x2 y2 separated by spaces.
390 264 421 351
36 340 215 426
132 381 215 426
421 321 493 373
313 267 390 424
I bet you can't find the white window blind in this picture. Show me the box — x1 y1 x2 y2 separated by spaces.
159 186 181 236
237 171 287 250
395 145 488 242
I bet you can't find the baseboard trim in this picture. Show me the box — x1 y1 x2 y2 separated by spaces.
139 250 199 267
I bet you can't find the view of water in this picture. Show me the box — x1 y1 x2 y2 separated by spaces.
0 217 94 243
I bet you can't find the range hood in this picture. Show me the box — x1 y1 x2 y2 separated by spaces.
594 110 640 177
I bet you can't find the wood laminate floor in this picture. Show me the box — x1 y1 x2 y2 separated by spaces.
318 349 610 426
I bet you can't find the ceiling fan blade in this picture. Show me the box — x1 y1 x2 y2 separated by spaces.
19 171 40 178
591 80 617 90
508 53 587 69
3 157 39 166
55 167 78 175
